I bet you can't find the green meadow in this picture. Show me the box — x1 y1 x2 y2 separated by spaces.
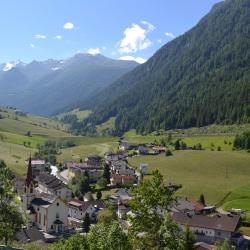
128 151 250 206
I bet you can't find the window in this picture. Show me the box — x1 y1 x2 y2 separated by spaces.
56 212 59 219
57 203 59 206
38 213 41 223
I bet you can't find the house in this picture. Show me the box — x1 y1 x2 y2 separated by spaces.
137 146 149 155
37 173 72 201
30 197 68 233
85 155 102 165
173 197 205 215
22 158 68 234
68 199 106 227
117 204 130 219
139 163 148 175
172 212 240 244
109 189 133 204
66 161 103 182
152 146 166 154
119 141 138 151
104 152 119 162
110 174 137 186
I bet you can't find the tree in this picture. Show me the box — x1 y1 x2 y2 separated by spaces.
182 225 196 250
88 221 131 250
158 214 184 250
53 233 89 250
165 149 173 157
97 177 108 189
96 190 102 200
215 239 235 250
83 213 91 233
199 194 206 206
174 140 181 150
97 208 116 224
0 203 24 245
129 170 174 249
217 145 222 151
103 164 110 184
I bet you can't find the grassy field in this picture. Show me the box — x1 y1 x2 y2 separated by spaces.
58 140 118 163
124 129 235 150
55 109 92 121
219 182 250 212
0 141 35 176
96 117 116 134
0 108 118 175
128 151 250 205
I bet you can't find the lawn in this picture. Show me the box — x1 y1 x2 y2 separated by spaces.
124 129 235 151
57 141 118 163
128 151 250 205
0 141 35 176
0 116 69 137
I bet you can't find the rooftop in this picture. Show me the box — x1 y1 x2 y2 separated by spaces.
173 212 240 232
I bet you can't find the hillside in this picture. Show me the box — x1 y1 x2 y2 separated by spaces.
77 0 250 135
0 54 138 116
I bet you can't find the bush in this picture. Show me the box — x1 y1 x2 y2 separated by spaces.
165 149 173 157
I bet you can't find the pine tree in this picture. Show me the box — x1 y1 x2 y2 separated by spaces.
199 194 206 206
96 190 102 200
83 213 91 233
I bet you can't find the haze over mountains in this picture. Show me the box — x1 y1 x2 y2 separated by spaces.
75 0 250 134
0 54 138 116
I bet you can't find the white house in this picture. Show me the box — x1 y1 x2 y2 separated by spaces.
30 197 68 233
68 199 106 227
172 212 240 244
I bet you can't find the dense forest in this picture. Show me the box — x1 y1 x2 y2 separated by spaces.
73 0 250 135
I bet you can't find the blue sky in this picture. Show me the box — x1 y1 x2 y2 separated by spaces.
0 0 222 63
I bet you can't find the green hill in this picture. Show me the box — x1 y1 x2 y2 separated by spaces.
78 0 250 135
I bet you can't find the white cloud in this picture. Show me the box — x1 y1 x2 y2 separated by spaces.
157 39 162 44
63 22 74 30
30 43 35 48
118 22 154 54
87 48 101 55
54 35 62 40
34 34 47 39
102 46 107 50
119 55 147 64
165 32 175 39
141 20 155 32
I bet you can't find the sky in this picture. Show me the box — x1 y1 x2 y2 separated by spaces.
0 0 222 64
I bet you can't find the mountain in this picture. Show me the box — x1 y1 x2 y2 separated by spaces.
0 54 138 116
76 0 250 135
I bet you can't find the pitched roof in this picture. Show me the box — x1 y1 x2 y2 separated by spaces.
68 199 94 213
66 161 102 170
38 173 67 191
175 197 205 212
31 197 53 208
68 199 106 212
172 212 240 232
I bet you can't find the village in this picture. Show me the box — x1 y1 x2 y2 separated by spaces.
10 139 247 250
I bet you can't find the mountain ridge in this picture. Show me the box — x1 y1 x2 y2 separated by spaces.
75 0 250 135
0 53 138 116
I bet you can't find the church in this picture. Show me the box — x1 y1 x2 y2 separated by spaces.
22 158 68 233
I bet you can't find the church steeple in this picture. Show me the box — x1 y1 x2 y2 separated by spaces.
26 156 33 187
23 155 35 209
